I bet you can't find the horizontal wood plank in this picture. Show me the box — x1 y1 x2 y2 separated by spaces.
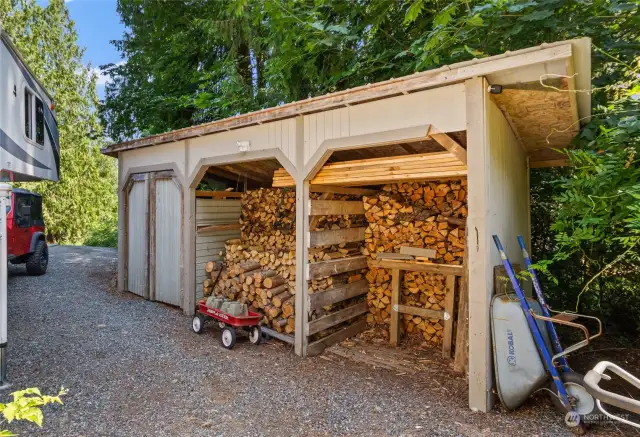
307 319 367 357
195 190 243 198
261 327 295 345
375 253 414 260
368 258 464 276
395 304 444 320
196 223 241 233
308 227 366 247
309 279 369 311
307 256 368 280
309 185 378 196
309 200 365 216
307 302 368 336
399 246 436 258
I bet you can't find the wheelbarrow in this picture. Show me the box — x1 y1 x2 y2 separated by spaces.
492 235 602 434
192 298 263 349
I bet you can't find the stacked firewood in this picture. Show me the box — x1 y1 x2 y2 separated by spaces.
204 257 296 334
363 180 467 345
224 239 296 288
240 188 296 250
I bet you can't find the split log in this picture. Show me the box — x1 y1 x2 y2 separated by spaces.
263 275 285 289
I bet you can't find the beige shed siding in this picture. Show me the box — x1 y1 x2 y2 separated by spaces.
120 141 186 182
466 77 529 412
154 179 182 306
187 119 297 178
127 181 148 297
302 84 467 165
195 198 241 299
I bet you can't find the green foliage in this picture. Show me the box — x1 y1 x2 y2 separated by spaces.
102 0 640 336
84 216 118 248
1 0 118 245
0 387 66 434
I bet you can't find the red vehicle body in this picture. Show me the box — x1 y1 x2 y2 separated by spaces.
6 188 48 275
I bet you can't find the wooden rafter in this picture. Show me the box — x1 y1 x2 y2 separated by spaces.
429 128 467 165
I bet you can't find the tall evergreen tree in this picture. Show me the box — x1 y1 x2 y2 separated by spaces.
1 0 117 244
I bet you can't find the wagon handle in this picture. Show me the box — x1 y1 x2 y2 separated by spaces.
529 311 602 365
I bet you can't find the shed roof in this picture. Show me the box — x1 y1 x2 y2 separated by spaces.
102 38 591 162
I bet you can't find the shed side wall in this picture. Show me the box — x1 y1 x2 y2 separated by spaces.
467 77 530 412
195 198 241 300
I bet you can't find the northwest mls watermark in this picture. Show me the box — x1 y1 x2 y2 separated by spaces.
565 411 631 427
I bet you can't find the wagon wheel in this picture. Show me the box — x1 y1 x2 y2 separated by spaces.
192 314 206 334
249 326 262 345
220 327 237 349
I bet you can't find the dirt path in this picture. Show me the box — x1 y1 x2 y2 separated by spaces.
0 245 622 436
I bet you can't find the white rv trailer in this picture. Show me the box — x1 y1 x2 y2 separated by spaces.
0 26 60 388
0 27 60 182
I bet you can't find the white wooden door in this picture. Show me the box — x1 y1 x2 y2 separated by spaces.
126 179 148 297
153 177 182 306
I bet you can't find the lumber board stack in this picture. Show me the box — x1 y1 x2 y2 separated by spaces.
363 180 467 345
272 151 467 187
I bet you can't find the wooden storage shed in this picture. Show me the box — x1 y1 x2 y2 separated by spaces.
101 38 592 413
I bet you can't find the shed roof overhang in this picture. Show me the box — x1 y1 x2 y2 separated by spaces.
101 38 591 167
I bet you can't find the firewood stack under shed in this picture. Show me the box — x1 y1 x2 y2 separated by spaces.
203 187 367 335
364 180 467 345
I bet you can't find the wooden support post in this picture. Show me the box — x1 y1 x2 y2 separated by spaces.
442 275 456 358
294 116 309 357
390 268 401 346
183 185 196 315
117 153 126 292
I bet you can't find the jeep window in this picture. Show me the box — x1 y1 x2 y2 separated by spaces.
24 89 33 139
35 97 44 145
14 196 30 227
30 196 43 225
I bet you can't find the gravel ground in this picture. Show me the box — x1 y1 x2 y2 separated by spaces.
0 245 621 436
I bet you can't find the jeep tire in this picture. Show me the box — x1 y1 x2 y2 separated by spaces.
26 240 48 276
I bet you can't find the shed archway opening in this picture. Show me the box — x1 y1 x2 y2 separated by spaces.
193 158 297 344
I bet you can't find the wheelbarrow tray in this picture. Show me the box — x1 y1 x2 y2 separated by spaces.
491 293 553 410
197 299 261 327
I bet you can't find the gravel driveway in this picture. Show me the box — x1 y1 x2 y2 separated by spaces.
0 245 613 436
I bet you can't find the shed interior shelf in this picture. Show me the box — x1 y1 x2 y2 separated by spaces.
272 151 467 187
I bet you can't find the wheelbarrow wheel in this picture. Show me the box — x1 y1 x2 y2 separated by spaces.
192 314 206 334
549 372 598 433
249 326 262 345
221 327 237 349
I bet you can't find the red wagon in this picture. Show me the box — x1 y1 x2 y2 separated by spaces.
192 299 263 349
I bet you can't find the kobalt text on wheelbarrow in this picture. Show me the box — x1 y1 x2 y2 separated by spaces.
192 298 263 349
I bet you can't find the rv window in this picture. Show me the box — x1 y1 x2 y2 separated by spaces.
35 97 44 145
24 89 33 139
